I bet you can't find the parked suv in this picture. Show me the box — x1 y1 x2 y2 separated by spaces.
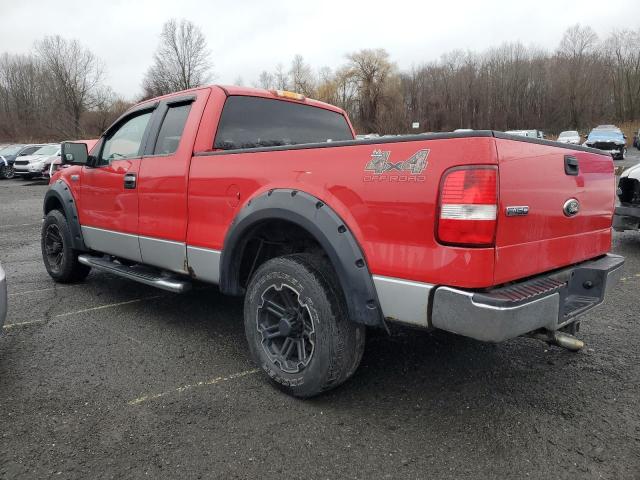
13 144 60 178
0 144 45 179
584 126 626 160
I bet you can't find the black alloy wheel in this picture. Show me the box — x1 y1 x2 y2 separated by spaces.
256 283 315 374
43 224 65 275
41 209 91 282
244 254 366 398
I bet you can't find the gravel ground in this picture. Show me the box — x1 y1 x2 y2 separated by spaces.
1 152 640 479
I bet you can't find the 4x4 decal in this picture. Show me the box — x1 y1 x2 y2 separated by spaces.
363 149 429 182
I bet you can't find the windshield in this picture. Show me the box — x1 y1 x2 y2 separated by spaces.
559 131 578 138
33 145 60 156
587 130 624 142
0 145 23 155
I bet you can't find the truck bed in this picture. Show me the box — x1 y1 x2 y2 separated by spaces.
187 130 614 289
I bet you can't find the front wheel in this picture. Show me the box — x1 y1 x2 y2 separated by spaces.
244 254 365 398
0 165 14 179
41 210 91 283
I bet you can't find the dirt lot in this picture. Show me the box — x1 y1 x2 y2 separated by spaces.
1 152 640 479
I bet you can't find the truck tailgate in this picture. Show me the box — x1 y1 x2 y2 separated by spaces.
493 138 614 284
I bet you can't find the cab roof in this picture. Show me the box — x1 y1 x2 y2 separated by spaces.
136 85 346 116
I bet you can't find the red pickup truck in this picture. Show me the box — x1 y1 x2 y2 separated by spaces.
42 86 623 397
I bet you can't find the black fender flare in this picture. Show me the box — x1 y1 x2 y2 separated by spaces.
219 189 385 328
43 179 87 251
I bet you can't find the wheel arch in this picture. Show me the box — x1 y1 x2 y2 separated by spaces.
219 189 385 328
43 180 87 251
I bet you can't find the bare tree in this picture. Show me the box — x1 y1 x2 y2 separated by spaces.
273 64 289 90
257 70 275 89
289 54 315 96
0 53 48 139
556 24 600 128
142 19 212 98
83 86 130 134
35 36 104 137
346 49 396 133
602 28 640 122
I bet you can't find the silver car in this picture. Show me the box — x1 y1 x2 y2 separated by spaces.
0 263 6 330
557 130 581 144
13 144 60 178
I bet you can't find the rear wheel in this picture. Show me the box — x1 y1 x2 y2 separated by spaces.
244 254 365 398
41 210 91 283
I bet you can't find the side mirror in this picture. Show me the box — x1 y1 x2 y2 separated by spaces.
61 142 88 166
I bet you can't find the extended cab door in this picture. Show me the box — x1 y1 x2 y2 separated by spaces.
136 90 209 274
78 105 157 262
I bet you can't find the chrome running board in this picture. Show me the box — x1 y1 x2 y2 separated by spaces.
78 254 191 293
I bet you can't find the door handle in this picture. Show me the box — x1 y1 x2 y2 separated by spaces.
564 155 579 176
124 173 137 189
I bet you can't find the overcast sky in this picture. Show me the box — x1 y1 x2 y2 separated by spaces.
0 0 637 100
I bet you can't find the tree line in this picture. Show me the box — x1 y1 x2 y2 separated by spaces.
257 25 640 134
1 21 638 143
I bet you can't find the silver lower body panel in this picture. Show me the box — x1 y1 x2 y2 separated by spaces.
81 226 221 284
186 246 221 283
372 275 433 328
81 226 142 263
140 236 187 274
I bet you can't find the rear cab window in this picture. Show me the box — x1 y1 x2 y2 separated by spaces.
153 103 192 155
214 96 353 151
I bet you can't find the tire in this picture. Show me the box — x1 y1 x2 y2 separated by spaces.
0 165 14 179
41 210 91 283
244 253 366 398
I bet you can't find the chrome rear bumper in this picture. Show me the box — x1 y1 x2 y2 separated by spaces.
431 254 624 342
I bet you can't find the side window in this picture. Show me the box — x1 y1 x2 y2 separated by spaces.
153 103 192 155
99 111 153 166
214 96 353 151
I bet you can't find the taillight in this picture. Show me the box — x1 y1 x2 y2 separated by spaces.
437 166 498 247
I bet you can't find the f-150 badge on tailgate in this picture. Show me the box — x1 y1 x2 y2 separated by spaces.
364 149 429 181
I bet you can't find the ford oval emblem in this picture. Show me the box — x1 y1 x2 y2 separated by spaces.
563 198 580 217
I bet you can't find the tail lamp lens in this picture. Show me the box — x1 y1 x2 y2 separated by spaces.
437 166 498 246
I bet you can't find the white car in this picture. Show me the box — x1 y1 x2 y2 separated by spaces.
13 144 61 178
505 129 544 139
557 130 581 145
